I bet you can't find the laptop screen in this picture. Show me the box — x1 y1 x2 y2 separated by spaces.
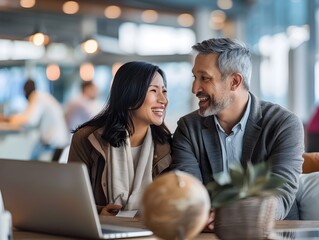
0 159 152 239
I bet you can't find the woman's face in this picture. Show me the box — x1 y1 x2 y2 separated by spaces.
131 72 168 128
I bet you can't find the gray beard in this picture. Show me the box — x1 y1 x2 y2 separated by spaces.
198 95 233 117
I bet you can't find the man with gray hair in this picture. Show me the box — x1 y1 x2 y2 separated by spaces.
170 38 304 225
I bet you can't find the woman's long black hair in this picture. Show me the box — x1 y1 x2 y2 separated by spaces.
74 61 171 147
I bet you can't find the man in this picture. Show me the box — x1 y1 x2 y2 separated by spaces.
0 79 69 160
64 81 101 131
170 38 304 221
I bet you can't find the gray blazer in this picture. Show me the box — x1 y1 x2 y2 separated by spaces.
170 93 304 220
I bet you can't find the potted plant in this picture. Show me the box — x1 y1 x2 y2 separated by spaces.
206 161 286 240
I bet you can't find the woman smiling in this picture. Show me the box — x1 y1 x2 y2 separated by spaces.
68 61 172 216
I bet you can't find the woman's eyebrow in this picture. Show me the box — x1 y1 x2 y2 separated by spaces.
149 85 165 88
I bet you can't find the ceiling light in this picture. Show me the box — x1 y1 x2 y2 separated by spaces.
20 0 36 8
46 64 60 81
29 32 50 46
80 63 94 81
63 1 79 15
141 10 158 23
217 0 233 10
210 10 226 30
177 13 194 27
81 39 99 54
104 5 121 19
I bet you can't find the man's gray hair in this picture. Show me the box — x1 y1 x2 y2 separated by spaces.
192 38 252 90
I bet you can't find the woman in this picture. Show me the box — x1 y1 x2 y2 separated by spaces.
68 61 172 216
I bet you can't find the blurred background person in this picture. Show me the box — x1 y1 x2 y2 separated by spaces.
306 105 319 152
0 79 69 160
64 81 102 131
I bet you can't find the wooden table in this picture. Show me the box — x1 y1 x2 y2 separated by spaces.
12 231 218 240
12 220 319 240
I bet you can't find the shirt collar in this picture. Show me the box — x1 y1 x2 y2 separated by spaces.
237 93 251 131
214 93 251 132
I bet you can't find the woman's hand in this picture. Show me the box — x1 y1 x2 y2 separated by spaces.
202 209 215 232
100 204 123 216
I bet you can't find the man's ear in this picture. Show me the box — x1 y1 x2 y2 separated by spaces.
230 73 243 91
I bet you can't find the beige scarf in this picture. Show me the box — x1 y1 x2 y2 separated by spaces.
107 127 153 210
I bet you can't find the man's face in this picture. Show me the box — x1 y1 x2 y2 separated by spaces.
192 53 234 117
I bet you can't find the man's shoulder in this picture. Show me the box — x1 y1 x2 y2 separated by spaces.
260 100 298 118
179 110 201 120
257 100 302 129
250 92 296 117
176 110 210 130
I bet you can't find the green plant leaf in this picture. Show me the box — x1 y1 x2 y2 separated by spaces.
229 164 245 188
206 161 287 208
207 183 234 200
211 188 241 208
213 171 231 186
247 161 256 187
260 175 286 191
253 161 270 179
206 181 220 197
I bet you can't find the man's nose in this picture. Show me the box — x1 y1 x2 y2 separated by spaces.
192 79 200 94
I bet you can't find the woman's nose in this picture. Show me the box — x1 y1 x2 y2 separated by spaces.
158 93 168 104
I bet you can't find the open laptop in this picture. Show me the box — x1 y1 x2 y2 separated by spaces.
0 159 153 239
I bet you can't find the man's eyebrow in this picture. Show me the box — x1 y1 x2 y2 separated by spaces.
193 70 208 74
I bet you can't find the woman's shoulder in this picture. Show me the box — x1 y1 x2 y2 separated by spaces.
153 141 172 176
73 125 100 140
154 141 171 154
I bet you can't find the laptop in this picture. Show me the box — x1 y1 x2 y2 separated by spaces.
0 159 153 239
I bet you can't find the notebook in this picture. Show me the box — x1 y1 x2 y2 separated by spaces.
0 159 153 239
